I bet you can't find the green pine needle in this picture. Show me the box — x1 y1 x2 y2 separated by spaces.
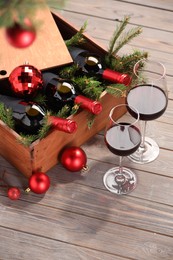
55 104 71 118
37 116 51 140
106 84 127 98
0 0 65 28
73 76 103 100
0 102 15 129
112 27 142 56
108 16 130 57
59 64 79 79
18 134 38 147
65 21 87 47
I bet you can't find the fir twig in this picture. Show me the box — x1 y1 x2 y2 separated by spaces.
37 116 51 140
108 16 130 57
112 27 142 56
65 21 87 47
59 64 79 79
0 103 15 129
18 134 37 147
87 114 96 129
55 104 71 118
0 0 65 28
32 93 47 105
106 49 148 73
106 84 127 98
73 76 103 100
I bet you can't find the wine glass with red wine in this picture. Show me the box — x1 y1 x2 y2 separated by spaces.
103 104 141 195
126 59 168 164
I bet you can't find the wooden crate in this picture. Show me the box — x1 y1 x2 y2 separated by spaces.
0 11 125 178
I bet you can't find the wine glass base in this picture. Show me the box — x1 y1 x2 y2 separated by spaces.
128 137 159 164
103 167 137 195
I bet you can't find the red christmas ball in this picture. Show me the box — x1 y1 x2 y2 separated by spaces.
9 64 43 98
61 146 87 172
7 187 21 200
29 172 50 194
5 20 36 48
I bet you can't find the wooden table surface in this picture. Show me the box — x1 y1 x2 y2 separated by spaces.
0 1 173 259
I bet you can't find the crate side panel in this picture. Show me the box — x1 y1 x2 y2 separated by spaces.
0 122 33 178
31 93 125 173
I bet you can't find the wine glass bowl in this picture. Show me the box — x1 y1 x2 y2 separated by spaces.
103 104 141 195
126 59 168 164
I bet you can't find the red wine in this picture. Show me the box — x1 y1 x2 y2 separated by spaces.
105 123 141 157
127 84 168 121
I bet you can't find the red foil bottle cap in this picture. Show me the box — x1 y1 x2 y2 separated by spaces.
75 95 102 115
103 68 132 86
49 116 77 134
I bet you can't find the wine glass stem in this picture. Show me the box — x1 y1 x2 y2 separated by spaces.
140 120 147 149
119 156 123 175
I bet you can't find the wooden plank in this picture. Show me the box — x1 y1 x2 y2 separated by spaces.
0 226 122 260
81 134 173 178
0 156 173 236
121 0 173 10
0 7 72 78
55 10 173 53
56 0 173 32
0 196 173 260
13 165 173 237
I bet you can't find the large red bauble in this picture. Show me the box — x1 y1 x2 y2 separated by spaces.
61 146 87 172
5 21 36 48
9 64 43 98
29 172 50 194
7 187 21 200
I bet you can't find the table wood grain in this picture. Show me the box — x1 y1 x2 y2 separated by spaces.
0 1 173 259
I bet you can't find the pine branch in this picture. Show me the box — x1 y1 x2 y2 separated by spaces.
0 0 46 27
107 16 130 57
65 21 87 47
18 134 37 147
32 93 47 105
0 103 15 129
59 64 79 79
106 49 148 74
106 84 127 98
73 76 103 100
55 104 71 118
0 0 65 28
87 114 96 129
112 27 142 56
37 115 51 140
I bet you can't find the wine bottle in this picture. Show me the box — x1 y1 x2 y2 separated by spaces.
0 94 77 134
43 72 102 115
68 46 132 86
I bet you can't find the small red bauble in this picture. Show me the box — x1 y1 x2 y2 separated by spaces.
5 20 36 48
9 64 43 98
29 172 50 194
61 146 87 172
7 187 21 200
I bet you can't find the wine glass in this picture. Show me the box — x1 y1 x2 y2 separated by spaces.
126 59 168 164
103 104 141 195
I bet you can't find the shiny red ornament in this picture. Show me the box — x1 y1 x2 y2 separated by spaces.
7 187 21 200
5 20 36 48
29 172 50 194
9 64 43 98
61 146 87 172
